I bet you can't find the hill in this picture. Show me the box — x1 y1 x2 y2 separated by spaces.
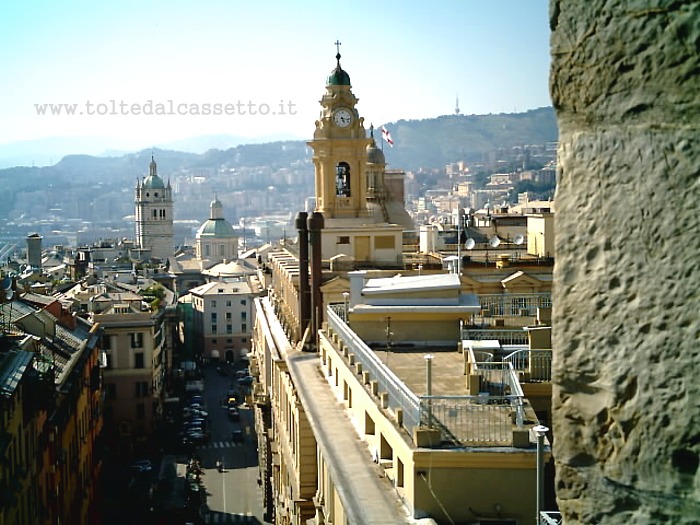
381 107 558 169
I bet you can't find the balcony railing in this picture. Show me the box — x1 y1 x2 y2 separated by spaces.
503 348 553 382
462 328 530 346
478 293 552 317
327 304 526 446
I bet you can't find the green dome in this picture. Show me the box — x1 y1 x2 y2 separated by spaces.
143 175 165 189
327 53 351 86
196 219 236 238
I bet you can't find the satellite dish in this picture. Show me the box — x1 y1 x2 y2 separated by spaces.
465 238 476 250
489 235 501 248
514 234 525 245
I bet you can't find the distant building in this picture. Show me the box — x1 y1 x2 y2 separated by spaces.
186 279 256 363
195 197 238 265
134 156 174 261
26 233 42 269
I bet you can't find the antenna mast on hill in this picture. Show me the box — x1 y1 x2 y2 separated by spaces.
455 94 460 115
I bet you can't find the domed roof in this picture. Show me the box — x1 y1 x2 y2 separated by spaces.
327 53 351 86
366 127 385 164
196 219 236 239
143 156 165 189
196 196 236 238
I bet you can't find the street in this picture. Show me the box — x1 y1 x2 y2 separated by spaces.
194 363 265 524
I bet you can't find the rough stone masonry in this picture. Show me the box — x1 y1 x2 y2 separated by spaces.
550 1 700 523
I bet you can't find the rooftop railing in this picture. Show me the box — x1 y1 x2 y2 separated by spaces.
327 304 422 434
327 304 527 446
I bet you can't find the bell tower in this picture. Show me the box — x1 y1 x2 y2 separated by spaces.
304 45 404 269
308 42 371 219
134 155 174 261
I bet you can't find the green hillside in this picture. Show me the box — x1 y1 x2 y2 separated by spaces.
382 107 558 169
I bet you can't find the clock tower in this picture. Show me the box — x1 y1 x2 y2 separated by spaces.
306 47 404 268
308 47 371 219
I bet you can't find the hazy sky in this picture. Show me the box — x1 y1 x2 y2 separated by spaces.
0 0 551 151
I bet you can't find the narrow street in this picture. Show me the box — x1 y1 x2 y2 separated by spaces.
195 362 266 524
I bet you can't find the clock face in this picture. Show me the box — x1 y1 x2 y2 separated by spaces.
333 108 353 128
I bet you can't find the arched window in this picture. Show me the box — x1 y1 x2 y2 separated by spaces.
336 162 350 197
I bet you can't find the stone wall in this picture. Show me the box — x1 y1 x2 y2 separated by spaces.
550 1 700 523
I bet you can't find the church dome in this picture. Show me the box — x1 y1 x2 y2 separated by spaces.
196 219 236 238
367 138 385 165
196 196 236 238
327 53 351 86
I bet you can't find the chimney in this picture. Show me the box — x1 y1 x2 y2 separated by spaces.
295 212 311 336
307 212 325 349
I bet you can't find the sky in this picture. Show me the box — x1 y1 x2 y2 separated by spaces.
0 0 551 156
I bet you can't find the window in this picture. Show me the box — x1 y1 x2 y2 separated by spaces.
226 325 232 334
241 337 247 343
135 381 149 397
212 339 217 345
211 300 217 308
240 299 246 306
211 312 217 322
226 312 232 320
240 311 246 320
337 236 350 245
136 403 146 420
335 161 351 197
130 332 144 348
226 338 233 344
242 324 247 332
134 352 145 369
375 236 395 249
212 325 217 334
226 300 231 307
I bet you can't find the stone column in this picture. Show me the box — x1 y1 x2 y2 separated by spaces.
551 1 700 523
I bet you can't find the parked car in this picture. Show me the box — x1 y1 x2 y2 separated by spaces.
183 407 208 418
129 459 153 473
182 432 208 446
237 376 254 386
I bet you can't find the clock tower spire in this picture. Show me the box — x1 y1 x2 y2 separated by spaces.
308 46 370 219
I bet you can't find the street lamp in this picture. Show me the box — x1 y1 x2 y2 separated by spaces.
533 424 549 524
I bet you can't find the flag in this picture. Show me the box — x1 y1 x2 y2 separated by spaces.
381 126 394 147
